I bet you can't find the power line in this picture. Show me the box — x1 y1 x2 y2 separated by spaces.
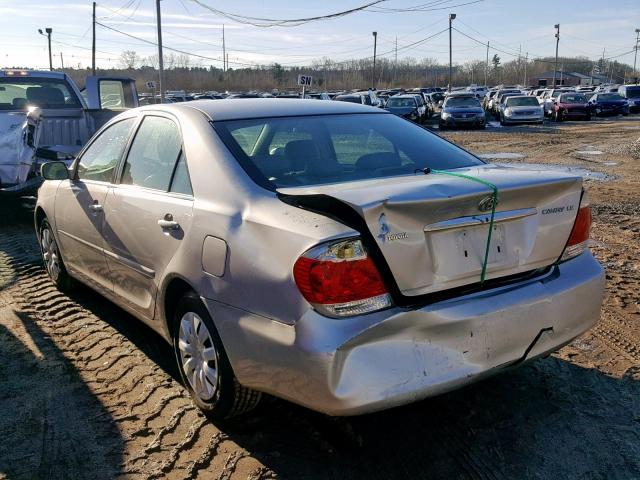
189 0 388 28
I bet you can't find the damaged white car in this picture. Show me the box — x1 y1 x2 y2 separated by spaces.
0 70 137 195
35 99 605 418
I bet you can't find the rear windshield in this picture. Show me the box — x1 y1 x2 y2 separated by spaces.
444 97 480 107
560 94 587 103
598 93 624 101
624 87 640 98
387 97 416 108
215 113 484 189
0 77 81 110
506 97 539 107
335 96 361 104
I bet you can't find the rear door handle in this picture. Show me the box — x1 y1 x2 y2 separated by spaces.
158 214 180 230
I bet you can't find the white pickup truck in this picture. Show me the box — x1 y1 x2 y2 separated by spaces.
0 69 138 194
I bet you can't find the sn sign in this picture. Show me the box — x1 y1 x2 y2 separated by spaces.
297 75 313 86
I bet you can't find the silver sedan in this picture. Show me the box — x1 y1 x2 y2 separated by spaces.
35 99 605 418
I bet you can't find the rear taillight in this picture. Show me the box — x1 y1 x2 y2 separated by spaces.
293 238 392 318
560 201 592 262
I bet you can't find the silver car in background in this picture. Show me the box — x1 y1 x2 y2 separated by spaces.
35 99 604 418
500 95 544 125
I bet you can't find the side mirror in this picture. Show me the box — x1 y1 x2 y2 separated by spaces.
41 161 70 181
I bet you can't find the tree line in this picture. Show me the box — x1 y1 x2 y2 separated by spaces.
56 49 636 92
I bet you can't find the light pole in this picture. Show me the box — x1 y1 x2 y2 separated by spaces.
553 24 560 87
38 27 53 71
372 31 378 89
449 13 456 92
633 28 640 83
155 0 164 104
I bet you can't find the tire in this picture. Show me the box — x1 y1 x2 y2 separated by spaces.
172 292 261 419
39 219 74 292
554 111 563 122
585 114 591 121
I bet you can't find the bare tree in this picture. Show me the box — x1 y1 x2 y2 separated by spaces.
119 50 140 70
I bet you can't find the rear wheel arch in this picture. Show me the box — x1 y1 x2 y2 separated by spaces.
162 276 198 338
34 207 47 232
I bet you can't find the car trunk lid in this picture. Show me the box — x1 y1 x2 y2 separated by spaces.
279 164 583 297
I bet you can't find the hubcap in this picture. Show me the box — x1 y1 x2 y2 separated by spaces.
178 312 218 401
41 226 60 281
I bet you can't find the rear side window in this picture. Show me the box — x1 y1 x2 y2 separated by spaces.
121 116 183 191
77 117 136 182
215 113 484 189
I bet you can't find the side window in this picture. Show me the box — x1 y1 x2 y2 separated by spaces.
99 80 136 109
77 117 136 182
170 153 193 196
121 116 182 191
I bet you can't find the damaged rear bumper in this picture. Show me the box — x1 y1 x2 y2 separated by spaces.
205 251 604 416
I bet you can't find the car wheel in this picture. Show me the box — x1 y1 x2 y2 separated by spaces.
39 219 74 292
554 111 562 122
585 114 591 121
173 293 261 419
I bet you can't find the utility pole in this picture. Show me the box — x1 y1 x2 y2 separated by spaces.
222 24 226 72
394 35 397 85
372 31 377 89
523 52 528 86
553 24 560 87
633 28 640 83
449 13 456 92
92 1 96 75
484 41 489 86
38 28 53 71
60 52 64 69
155 0 164 103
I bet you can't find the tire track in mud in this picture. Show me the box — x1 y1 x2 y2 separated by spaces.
0 228 266 479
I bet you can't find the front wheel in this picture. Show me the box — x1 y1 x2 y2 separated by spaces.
173 293 261 419
39 219 74 292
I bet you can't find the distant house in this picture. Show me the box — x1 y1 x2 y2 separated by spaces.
532 71 604 87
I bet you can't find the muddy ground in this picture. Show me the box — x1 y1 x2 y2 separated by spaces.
1 117 639 479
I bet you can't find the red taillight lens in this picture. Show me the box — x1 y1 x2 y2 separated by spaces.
293 239 391 317
561 205 591 261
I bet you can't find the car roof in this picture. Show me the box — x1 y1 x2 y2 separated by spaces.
388 95 417 99
0 69 67 79
148 98 385 121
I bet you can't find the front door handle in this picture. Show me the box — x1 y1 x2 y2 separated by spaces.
158 214 180 230
88 203 103 212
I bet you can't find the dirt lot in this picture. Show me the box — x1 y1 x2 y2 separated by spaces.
1 117 640 479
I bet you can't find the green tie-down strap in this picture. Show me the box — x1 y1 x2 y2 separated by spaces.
430 169 499 284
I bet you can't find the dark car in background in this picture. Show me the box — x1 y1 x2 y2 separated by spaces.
618 85 640 113
588 93 630 117
552 92 591 121
384 95 423 123
334 93 370 105
439 95 486 129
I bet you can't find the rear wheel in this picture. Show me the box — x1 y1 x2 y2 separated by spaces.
173 293 261 419
39 219 74 292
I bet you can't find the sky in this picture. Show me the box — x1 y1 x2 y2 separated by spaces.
0 0 639 71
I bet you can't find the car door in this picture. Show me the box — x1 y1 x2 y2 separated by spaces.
102 113 194 319
54 116 137 292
